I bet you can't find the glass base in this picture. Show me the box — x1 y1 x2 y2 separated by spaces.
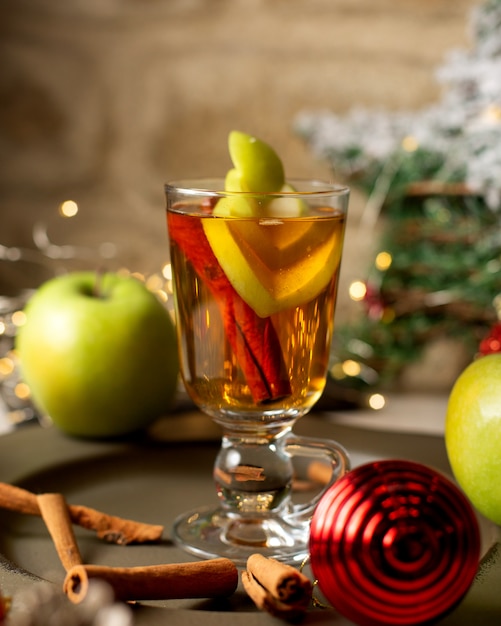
172 505 311 566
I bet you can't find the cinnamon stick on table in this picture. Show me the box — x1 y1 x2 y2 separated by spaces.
64 559 239 604
242 554 312 620
32 486 239 605
0 482 163 545
37 493 83 571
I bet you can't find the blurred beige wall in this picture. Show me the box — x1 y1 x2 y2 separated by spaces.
0 0 476 306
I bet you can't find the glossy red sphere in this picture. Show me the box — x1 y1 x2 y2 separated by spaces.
309 460 480 626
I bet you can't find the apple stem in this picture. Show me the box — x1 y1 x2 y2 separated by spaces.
93 269 107 299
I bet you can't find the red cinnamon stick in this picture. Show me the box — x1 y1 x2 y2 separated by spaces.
167 211 291 403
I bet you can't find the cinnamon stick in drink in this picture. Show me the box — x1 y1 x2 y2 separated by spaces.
0 482 163 544
167 212 291 403
64 559 239 604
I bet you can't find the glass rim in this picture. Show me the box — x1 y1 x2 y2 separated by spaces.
165 178 349 199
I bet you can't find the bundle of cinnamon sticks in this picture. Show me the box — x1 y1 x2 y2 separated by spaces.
242 554 313 621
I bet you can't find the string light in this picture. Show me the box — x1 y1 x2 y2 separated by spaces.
162 263 172 280
341 359 361 377
375 251 392 271
145 274 163 291
0 357 14 378
131 271 146 282
59 200 79 218
14 382 30 401
329 363 344 380
482 104 501 123
348 280 366 301
11 311 26 327
401 135 419 152
368 393 385 410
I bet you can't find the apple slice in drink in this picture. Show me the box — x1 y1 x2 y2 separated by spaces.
203 217 344 318
204 131 334 317
214 131 306 219
228 130 285 193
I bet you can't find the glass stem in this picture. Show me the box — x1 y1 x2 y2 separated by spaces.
213 429 294 517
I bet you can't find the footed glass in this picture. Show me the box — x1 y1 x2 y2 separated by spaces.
165 179 350 565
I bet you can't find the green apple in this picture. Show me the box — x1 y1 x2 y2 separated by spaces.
445 353 501 525
15 271 179 438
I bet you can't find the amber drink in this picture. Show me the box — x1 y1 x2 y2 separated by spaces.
166 179 350 564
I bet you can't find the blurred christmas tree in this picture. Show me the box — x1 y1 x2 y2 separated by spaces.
296 0 501 392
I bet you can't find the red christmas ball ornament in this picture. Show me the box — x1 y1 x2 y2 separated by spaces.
362 282 385 320
309 460 480 626
478 321 501 356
